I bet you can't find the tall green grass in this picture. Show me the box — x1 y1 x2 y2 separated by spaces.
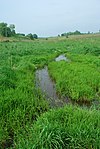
48 37 100 102
0 35 100 148
48 60 100 101
0 64 49 147
0 41 65 147
15 105 100 149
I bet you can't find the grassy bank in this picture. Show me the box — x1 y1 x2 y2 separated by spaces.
0 40 65 147
48 36 100 102
48 60 100 102
15 105 100 149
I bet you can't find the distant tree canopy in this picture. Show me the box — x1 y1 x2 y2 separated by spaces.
16 33 25 37
33 34 38 39
9 24 15 35
0 22 16 37
0 22 39 39
61 30 82 37
26 33 38 40
27 33 34 40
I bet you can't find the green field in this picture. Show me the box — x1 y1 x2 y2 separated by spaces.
0 34 100 148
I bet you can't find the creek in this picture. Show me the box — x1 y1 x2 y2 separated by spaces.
35 54 100 109
35 54 70 107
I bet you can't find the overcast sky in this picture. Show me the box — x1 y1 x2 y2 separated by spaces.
0 0 100 37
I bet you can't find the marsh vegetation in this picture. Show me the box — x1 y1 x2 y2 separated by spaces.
0 34 100 148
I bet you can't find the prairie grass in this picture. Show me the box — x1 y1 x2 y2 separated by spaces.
15 105 100 149
0 35 100 148
48 60 100 101
0 41 64 147
48 36 100 102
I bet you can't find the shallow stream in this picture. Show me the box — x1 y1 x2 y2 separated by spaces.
35 54 100 109
35 54 69 107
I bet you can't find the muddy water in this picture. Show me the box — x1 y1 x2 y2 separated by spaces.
35 55 69 107
55 54 67 61
35 67 57 99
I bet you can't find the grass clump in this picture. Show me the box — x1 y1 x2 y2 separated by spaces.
0 64 49 148
48 61 100 101
15 105 100 149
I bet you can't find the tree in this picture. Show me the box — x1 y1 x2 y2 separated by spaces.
6 27 12 37
33 34 38 39
9 24 15 32
61 30 81 37
27 33 34 40
0 22 14 37
16 33 25 37
9 24 16 35
0 22 8 36
74 30 81 35
61 33 67 36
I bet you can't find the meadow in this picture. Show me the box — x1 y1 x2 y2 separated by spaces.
0 34 100 148
49 36 100 102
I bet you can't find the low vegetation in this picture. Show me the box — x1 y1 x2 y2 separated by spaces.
0 34 100 148
15 105 100 149
0 40 66 148
48 60 100 101
48 36 100 102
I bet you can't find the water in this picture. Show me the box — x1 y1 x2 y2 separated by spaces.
35 54 69 107
55 54 68 61
35 54 99 108
35 67 65 107
36 67 57 99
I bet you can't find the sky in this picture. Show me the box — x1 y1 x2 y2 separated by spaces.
0 0 100 37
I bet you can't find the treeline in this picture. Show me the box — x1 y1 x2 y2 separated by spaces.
16 33 38 39
60 30 100 37
61 30 82 37
0 22 38 39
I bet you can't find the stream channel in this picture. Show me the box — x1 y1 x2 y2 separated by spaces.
35 54 100 109
35 54 70 108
